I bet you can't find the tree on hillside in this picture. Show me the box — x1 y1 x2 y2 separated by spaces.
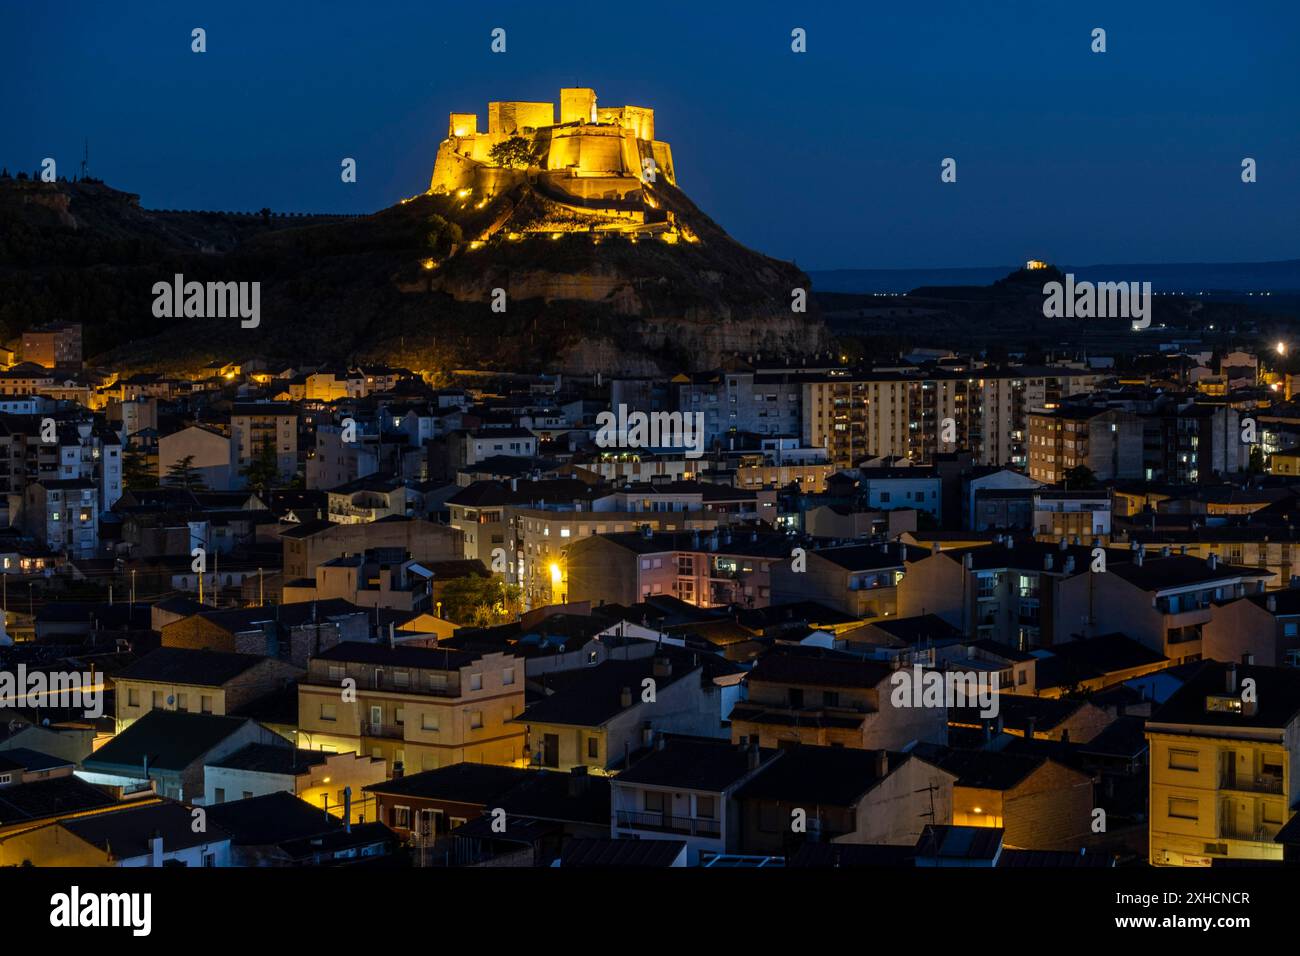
162 455 207 492
487 135 534 170
425 214 463 258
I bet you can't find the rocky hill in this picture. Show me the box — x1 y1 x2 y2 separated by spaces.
0 175 828 376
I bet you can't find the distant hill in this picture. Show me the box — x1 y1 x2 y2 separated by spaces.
810 260 1300 295
0 176 829 376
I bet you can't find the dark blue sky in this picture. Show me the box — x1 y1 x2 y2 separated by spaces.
5 0 1298 269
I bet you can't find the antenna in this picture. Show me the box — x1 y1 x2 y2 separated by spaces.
80 138 89 180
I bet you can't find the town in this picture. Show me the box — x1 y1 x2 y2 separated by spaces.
0 321 1298 872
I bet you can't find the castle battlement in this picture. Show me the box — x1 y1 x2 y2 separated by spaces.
429 87 675 202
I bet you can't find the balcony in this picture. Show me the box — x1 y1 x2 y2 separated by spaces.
1220 773 1284 796
364 722 404 740
616 809 721 838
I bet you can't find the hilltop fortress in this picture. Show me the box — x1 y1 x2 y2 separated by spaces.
429 87 684 238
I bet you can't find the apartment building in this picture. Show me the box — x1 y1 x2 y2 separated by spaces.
297 643 527 774
1147 662 1300 866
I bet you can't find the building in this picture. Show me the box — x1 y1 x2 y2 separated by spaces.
157 425 238 490
728 646 948 751
563 528 792 609
733 746 956 855
81 710 290 802
1146 662 1300 866
296 643 527 773
1204 588 1300 667
21 322 82 369
769 542 920 618
113 647 302 733
22 478 98 558
204 743 386 823
610 736 778 865
231 403 299 482
514 652 722 772
0 801 231 867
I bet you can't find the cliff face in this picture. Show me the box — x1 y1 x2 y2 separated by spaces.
0 177 829 375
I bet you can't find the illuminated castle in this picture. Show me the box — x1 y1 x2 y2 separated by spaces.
429 88 682 237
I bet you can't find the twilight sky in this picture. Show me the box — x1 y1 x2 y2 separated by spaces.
4 0 1298 269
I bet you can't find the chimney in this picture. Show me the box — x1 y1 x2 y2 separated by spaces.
1267 595 1277 613
652 655 671 678
1024 716 1038 740
691 529 701 549
343 786 352 833
747 738 760 770
1208 553 1219 571
1063 556 1075 575
1134 548 1144 567
620 686 633 708
1161 546 1170 558
932 542 940 555
875 749 889 778
656 732 667 751
568 765 590 796
709 530 719 552
1242 653 1255 666
392 761 404 779
1058 537 1067 552
1044 553 1054 571
641 722 654 748
150 832 163 868
1226 662 1238 694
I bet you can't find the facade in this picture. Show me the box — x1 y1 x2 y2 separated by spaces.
1147 663 1300 866
297 643 527 773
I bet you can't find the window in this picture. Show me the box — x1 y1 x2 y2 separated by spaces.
152 690 163 708
392 806 412 828
214 788 226 803
644 791 665 813
200 695 213 714
1168 797 1199 820
422 713 439 732
177 693 188 710
1168 749 1198 771
587 737 599 759
128 688 140 707
320 703 337 722
469 711 483 729
469 673 483 691
502 668 515 686
696 795 716 819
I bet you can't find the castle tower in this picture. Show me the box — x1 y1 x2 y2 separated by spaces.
560 88 597 125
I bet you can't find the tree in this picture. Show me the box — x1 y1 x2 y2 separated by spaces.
438 575 521 626
241 441 280 496
487 135 534 170
1250 445 1266 474
425 214 462 258
122 447 158 490
1063 465 1097 489
162 455 207 491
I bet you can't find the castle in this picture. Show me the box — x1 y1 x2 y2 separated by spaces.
429 88 683 238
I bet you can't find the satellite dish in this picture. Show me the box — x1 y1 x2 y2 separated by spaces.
167 695 176 706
